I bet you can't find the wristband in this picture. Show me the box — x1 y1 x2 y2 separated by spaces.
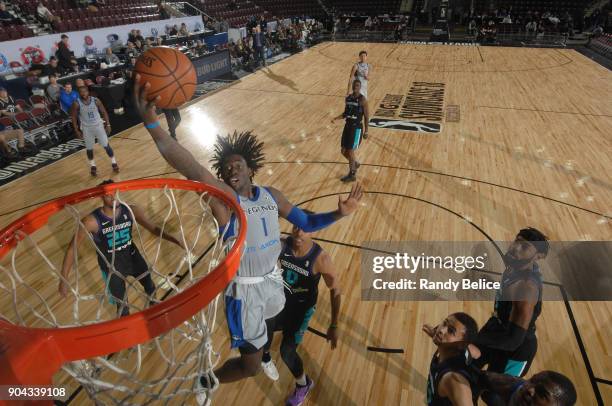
145 121 160 129
330 323 338 329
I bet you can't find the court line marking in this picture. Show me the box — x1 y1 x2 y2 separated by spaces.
476 105 612 118
314 42 574 73
267 161 612 220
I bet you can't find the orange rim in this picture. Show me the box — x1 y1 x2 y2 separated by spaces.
0 178 246 386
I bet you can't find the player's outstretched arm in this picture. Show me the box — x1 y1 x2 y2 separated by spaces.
132 75 231 194
267 183 363 232
59 215 97 297
317 252 341 349
131 204 185 249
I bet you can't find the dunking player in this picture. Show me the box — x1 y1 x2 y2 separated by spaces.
347 50 371 100
59 179 184 316
474 228 548 404
332 79 369 182
422 313 480 405
260 210 342 405
133 76 363 406
71 86 119 176
476 369 577 405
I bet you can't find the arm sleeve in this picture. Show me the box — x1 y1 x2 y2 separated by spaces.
286 206 338 232
475 322 527 352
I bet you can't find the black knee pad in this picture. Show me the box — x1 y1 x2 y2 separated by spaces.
86 149 94 160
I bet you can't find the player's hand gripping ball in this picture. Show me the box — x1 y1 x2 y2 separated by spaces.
134 46 197 109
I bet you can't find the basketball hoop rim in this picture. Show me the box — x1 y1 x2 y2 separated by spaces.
0 178 246 386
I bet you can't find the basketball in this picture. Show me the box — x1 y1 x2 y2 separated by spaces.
134 46 197 109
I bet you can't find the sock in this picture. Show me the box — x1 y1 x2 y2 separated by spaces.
296 374 307 386
89 160 96 167
111 157 117 164
262 351 271 363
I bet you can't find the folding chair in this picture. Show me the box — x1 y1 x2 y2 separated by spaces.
29 95 48 109
13 111 48 147
30 107 61 142
15 99 30 111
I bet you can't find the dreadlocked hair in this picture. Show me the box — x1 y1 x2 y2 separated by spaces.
210 130 265 179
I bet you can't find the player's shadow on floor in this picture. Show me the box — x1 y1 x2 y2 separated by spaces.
262 67 300 93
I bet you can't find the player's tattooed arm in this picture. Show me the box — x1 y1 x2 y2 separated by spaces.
59 215 98 297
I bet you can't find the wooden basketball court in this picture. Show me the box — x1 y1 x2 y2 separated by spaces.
1 42 611 405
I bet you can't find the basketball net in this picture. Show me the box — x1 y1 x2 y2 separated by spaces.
0 181 241 404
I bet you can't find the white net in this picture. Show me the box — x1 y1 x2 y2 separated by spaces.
0 183 239 405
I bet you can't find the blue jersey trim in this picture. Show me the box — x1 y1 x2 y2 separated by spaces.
225 296 246 348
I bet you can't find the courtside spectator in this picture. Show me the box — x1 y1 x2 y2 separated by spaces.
59 83 79 113
179 22 189 36
37 1 58 23
42 57 60 77
104 48 120 65
0 121 28 158
0 87 22 118
57 34 78 74
46 74 61 103
0 2 17 25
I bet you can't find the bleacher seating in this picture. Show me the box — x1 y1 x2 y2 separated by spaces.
589 33 612 58
186 0 263 28
15 0 160 33
326 0 401 15
497 0 588 18
253 0 325 19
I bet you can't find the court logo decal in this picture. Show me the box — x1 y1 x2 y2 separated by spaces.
0 139 87 186
369 118 441 133
370 82 445 133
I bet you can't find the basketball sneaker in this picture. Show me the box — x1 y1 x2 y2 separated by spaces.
195 371 219 406
90 165 97 177
112 163 120 173
340 172 356 182
286 375 314 406
262 359 279 381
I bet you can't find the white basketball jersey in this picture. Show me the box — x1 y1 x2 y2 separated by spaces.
227 186 282 277
77 97 103 128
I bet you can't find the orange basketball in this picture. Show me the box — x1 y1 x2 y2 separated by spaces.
134 46 197 109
